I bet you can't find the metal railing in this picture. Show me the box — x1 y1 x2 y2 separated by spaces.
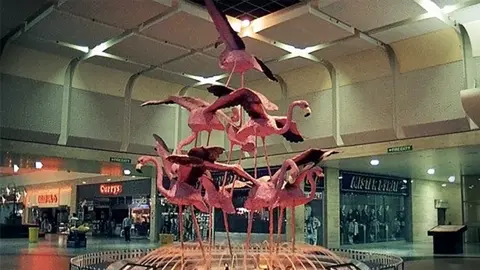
70 248 404 270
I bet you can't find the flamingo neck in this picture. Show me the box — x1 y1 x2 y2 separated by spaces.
155 144 173 179
274 159 296 188
306 172 317 201
145 157 168 196
278 101 304 134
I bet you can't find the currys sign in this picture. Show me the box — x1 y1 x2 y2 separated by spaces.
100 184 123 196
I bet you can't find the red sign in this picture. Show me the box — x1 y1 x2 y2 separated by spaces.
100 184 123 195
38 194 58 204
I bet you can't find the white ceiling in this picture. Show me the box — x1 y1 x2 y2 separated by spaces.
2 0 479 88
323 145 480 183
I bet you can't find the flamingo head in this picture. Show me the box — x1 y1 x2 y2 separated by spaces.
135 156 151 173
295 100 311 117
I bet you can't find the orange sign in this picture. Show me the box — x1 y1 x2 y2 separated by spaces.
37 194 58 204
100 184 123 195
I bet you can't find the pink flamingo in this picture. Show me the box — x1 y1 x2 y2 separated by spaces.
204 0 278 88
135 156 207 264
275 149 338 252
141 96 233 153
242 159 299 268
207 87 311 177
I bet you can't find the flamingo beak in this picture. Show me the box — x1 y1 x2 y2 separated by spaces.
304 107 312 117
135 163 143 173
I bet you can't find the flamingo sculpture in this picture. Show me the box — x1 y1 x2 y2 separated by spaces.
242 159 299 269
275 149 339 252
141 96 233 153
204 0 278 88
135 156 207 264
207 86 311 177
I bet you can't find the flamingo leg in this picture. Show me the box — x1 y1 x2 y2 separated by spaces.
291 206 296 252
241 72 245 88
206 131 211 146
269 208 274 267
194 135 198 147
223 211 233 257
221 144 234 188
261 137 272 177
244 211 253 270
254 135 258 179
225 59 237 87
276 207 284 253
190 206 206 262
177 132 197 154
179 205 184 266
209 206 213 253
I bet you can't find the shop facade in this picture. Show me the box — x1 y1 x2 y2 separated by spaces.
339 171 411 246
76 179 152 238
25 186 73 233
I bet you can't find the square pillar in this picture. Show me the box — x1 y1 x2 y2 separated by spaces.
150 177 159 243
70 184 77 214
324 167 340 248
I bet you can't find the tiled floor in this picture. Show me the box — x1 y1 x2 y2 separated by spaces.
0 234 479 269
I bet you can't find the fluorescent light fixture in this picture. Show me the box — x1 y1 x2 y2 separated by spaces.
448 176 455 183
35 161 43 169
13 164 19 173
370 159 380 166
441 183 447 187
427 168 435 175
124 169 131 175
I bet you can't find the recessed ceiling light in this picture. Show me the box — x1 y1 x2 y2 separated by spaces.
123 169 131 175
241 19 250 28
35 161 43 169
338 176 343 180
107 178 111 182
403 180 408 183
441 183 447 187
82 181 86 184
370 159 379 166
448 176 455 183
427 168 435 175
13 164 19 173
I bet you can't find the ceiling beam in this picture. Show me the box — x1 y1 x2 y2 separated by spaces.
413 0 459 31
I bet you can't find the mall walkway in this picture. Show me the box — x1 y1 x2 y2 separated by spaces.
0 234 479 269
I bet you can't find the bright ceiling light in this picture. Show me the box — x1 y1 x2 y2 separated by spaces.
441 183 447 187
370 159 380 166
448 176 455 183
82 181 86 184
107 178 111 182
427 168 435 175
35 161 43 169
241 19 250 28
124 169 131 175
403 180 408 183
13 164 19 173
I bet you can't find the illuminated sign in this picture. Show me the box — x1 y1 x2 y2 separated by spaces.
341 172 409 195
38 194 58 204
100 184 123 195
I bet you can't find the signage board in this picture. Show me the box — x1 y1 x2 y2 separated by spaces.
109 157 132 164
340 172 409 196
387 145 413 153
100 184 123 195
38 194 58 204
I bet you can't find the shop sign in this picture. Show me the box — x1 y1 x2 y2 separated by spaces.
387 145 413 153
38 194 58 204
110 157 132 164
100 184 123 195
341 172 409 195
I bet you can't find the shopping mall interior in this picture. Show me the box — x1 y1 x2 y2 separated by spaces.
1 0 480 269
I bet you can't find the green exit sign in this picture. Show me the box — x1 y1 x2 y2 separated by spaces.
387 145 413 153
110 157 132 164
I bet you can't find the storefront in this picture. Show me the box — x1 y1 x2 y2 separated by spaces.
339 171 410 246
76 179 152 238
304 173 324 246
25 187 72 232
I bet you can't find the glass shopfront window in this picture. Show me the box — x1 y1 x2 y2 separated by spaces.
304 175 324 246
340 171 409 246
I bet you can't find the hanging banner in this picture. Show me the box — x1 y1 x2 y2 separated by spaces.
340 172 409 196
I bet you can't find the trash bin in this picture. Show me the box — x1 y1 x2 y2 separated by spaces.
29 227 39 243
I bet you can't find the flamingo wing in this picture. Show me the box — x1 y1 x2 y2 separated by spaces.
292 149 339 167
166 155 204 166
188 146 225 162
274 118 304 143
153 134 172 154
141 96 207 111
207 84 234 97
204 0 245 51
253 56 278 82
206 87 268 119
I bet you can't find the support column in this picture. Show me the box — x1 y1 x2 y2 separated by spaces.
286 182 305 244
323 167 340 248
323 61 343 146
70 183 78 214
58 58 79 145
150 175 159 243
